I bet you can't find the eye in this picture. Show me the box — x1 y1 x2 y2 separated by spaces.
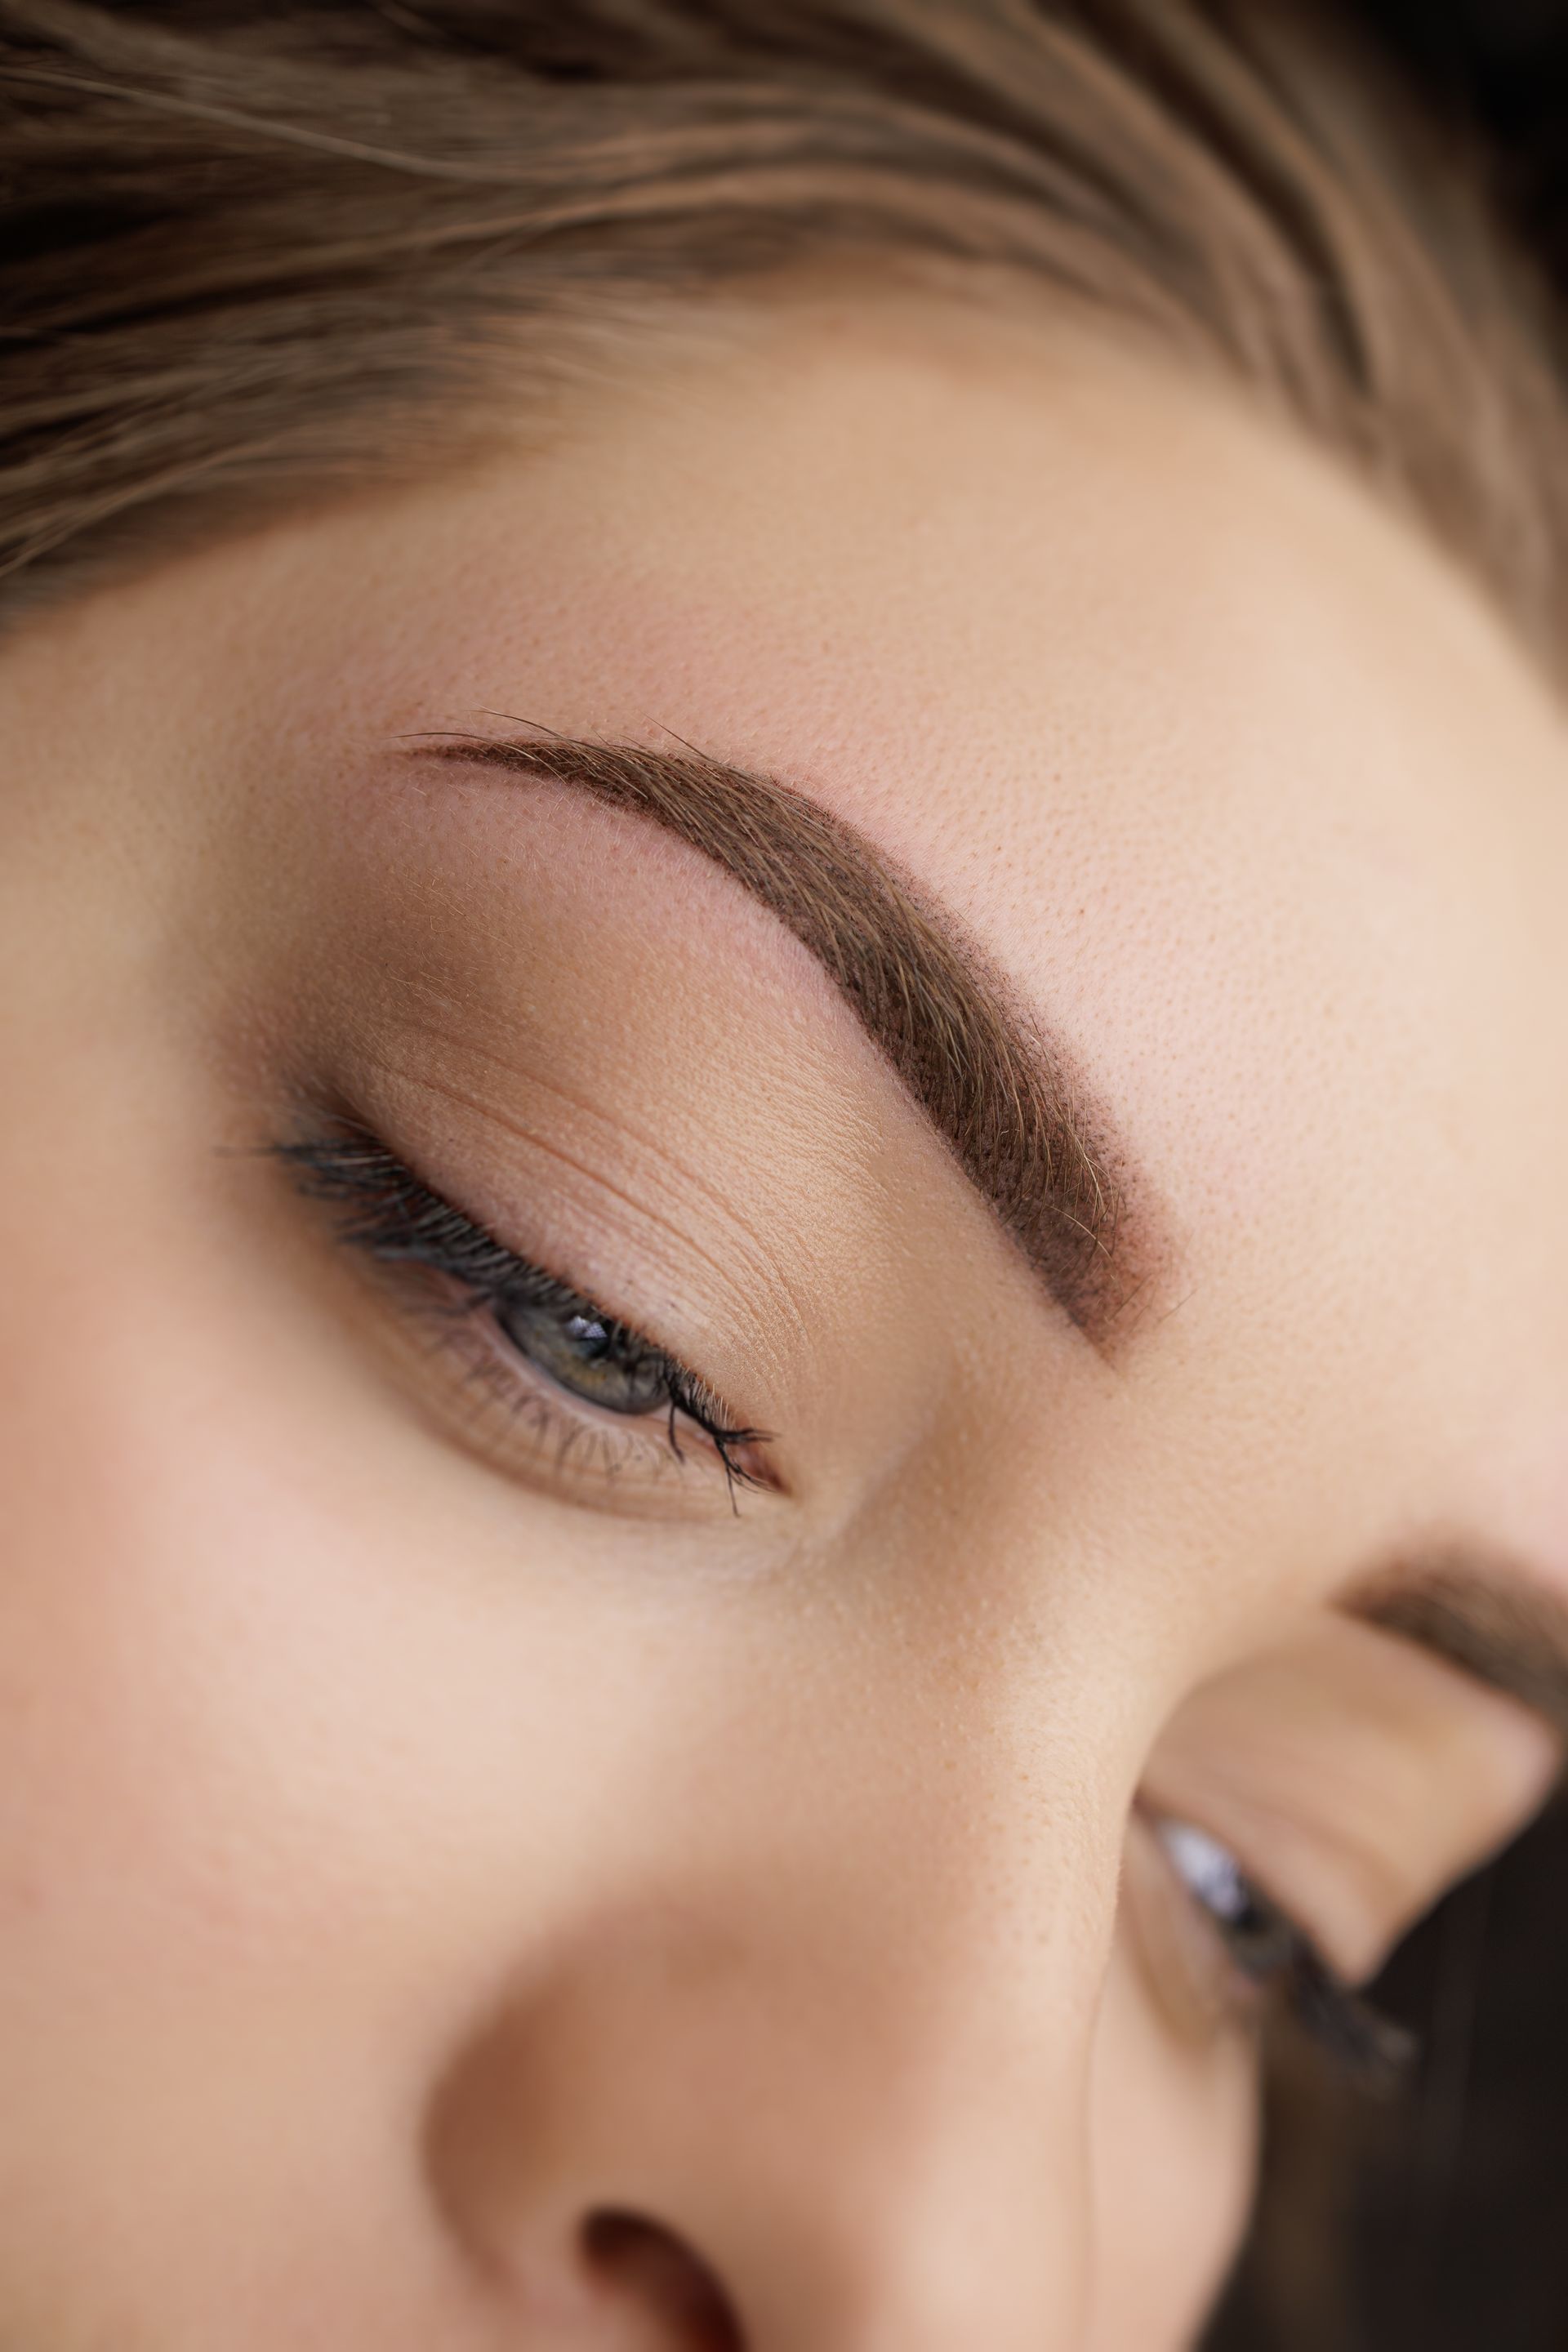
1150 1815 1415 2088
270 1118 773 1506
1156 1820 1298 1985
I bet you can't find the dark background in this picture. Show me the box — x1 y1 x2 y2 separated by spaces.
1371 0 1568 284
1209 9 1568 2350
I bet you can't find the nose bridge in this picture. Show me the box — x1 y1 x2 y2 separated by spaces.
428 1725 1110 2351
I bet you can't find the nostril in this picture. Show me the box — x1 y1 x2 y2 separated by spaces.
581 2209 746 2352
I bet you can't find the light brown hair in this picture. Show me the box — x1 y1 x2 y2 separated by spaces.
2 0 1566 684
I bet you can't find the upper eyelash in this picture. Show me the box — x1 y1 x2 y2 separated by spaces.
270 1123 772 1497
1155 1816 1416 2091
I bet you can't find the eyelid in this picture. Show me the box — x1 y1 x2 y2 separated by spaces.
1141 1615 1561 1985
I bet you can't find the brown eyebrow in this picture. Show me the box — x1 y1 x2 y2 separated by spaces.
412 728 1153 1348
1352 1562 1568 1751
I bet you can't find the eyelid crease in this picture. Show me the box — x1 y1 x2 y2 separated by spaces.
345 1020 820 1377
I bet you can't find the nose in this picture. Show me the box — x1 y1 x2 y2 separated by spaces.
425 1852 1102 2352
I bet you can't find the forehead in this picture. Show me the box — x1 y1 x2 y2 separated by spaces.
327 315 1562 1148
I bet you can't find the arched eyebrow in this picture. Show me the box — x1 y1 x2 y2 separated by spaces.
411 730 1154 1352
1353 1566 1568 1751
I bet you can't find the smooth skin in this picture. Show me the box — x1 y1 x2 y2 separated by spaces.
0 288 1564 2350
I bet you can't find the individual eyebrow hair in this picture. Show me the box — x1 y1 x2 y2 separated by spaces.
413 728 1150 1348
1352 1563 1568 1751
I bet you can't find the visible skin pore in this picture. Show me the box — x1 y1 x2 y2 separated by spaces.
0 289 1564 2350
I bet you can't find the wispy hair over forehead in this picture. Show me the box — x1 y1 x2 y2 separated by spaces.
1 0 1566 681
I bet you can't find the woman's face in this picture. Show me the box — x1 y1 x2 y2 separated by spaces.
2 291 1565 2350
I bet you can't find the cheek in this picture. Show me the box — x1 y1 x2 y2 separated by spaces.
0 1231 622 2014
1085 1925 1258 2352
0 1214 671 2335
0 1337 435 2330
